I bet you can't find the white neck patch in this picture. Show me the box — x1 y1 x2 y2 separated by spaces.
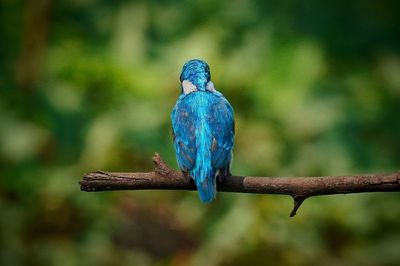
182 80 197 94
206 81 216 92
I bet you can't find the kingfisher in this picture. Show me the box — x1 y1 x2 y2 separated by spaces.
171 59 235 203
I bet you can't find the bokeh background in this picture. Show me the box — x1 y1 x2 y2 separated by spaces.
1 0 400 265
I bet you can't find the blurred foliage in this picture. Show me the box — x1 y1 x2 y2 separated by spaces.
1 0 400 265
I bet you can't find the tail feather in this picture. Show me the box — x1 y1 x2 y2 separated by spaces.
192 166 216 203
191 150 216 203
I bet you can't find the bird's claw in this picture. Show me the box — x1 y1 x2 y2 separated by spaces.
182 170 191 183
217 170 231 183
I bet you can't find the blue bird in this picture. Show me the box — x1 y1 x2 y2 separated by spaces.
171 59 235 203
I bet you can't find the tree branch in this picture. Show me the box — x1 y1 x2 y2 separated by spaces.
79 153 400 217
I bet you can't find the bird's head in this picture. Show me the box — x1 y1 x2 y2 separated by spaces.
179 59 212 94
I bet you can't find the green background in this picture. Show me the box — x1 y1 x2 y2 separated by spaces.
1 0 400 265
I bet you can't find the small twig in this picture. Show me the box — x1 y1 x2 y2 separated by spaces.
79 153 400 217
290 196 307 217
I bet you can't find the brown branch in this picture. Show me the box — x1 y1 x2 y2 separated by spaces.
79 153 400 217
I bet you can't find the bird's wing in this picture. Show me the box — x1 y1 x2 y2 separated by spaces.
209 96 235 170
172 93 234 171
171 98 197 171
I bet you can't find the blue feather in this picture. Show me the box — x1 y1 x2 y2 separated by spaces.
171 59 234 203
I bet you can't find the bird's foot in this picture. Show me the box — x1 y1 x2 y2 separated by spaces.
182 170 191 183
217 170 231 183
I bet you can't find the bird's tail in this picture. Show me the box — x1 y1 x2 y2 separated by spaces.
191 130 217 203
193 164 217 203
191 162 216 203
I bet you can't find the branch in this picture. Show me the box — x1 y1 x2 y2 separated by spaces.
79 153 400 217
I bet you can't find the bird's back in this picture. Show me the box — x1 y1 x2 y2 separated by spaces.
171 91 234 202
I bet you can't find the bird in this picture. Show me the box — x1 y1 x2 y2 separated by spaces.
171 59 235 203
